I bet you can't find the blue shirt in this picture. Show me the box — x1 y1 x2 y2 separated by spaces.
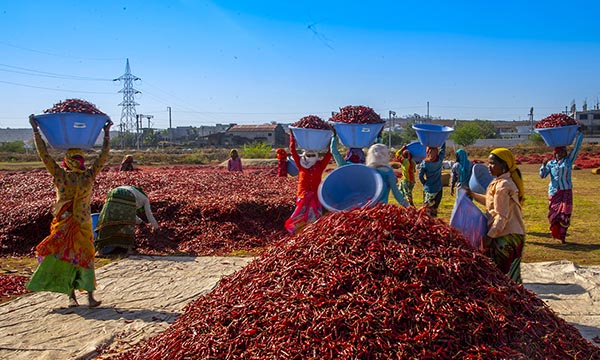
373 166 409 206
539 132 583 196
418 143 446 193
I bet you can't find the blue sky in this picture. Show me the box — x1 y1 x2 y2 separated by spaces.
1 0 599 129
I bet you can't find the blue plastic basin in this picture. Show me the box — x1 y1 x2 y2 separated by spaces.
34 112 109 150
331 122 385 148
534 125 580 147
286 155 299 176
289 127 332 151
91 213 100 239
318 164 383 212
412 123 454 147
469 163 494 195
406 141 426 163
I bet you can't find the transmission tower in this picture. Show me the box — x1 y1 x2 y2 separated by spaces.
113 58 140 147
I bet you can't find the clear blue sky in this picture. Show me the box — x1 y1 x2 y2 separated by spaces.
1 1 599 129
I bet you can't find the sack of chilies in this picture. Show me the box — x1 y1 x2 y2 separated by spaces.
450 189 487 249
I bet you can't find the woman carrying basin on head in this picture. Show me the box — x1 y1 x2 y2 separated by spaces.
285 133 332 234
26 114 112 308
539 129 584 244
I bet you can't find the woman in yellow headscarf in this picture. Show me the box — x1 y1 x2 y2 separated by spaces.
466 148 525 283
26 115 112 307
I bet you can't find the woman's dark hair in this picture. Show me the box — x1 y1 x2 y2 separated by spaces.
490 153 509 173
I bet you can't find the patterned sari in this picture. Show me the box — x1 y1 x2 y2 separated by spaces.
487 233 525 284
548 189 572 241
27 202 96 294
95 187 138 252
285 191 322 234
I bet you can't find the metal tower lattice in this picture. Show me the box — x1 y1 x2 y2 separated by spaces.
114 59 140 146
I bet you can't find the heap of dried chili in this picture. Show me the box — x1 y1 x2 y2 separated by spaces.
291 115 332 130
0 166 296 257
330 105 384 124
535 113 578 128
114 205 600 359
43 98 106 115
0 274 29 302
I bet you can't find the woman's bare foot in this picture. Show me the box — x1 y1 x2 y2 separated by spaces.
68 291 78 308
88 292 102 308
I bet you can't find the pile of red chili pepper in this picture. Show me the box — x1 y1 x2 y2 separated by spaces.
113 205 600 359
330 105 384 124
515 152 600 169
535 113 578 128
0 166 296 257
0 274 29 302
291 115 332 130
43 98 106 115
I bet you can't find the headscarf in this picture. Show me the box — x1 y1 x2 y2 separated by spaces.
553 146 566 155
425 146 439 162
276 148 288 160
230 149 239 159
300 150 318 169
61 148 86 172
366 143 389 169
122 155 134 164
456 149 472 185
345 148 365 164
490 148 524 204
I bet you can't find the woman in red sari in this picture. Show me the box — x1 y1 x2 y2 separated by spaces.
26 115 112 307
285 134 332 234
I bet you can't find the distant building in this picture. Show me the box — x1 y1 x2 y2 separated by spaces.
0 128 33 144
224 124 287 147
575 109 600 136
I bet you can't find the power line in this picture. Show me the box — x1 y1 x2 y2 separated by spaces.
0 80 114 94
0 63 113 81
0 40 124 61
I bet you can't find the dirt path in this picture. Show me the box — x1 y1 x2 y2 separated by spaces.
0 256 252 360
0 258 598 359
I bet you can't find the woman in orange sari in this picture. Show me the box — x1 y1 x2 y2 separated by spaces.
26 115 112 307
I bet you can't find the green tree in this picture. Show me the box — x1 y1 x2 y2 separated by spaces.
529 132 545 145
243 141 271 158
472 119 497 138
451 122 482 146
398 123 418 145
0 141 26 153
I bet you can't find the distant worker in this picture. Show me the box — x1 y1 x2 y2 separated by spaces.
418 143 447 217
276 148 289 177
450 149 473 196
227 149 243 172
395 145 417 206
120 155 134 171
539 129 584 244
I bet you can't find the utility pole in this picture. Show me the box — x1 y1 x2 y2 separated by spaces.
426 101 430 122
388 110 396 148
167 106 172 144
529 107 534 133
